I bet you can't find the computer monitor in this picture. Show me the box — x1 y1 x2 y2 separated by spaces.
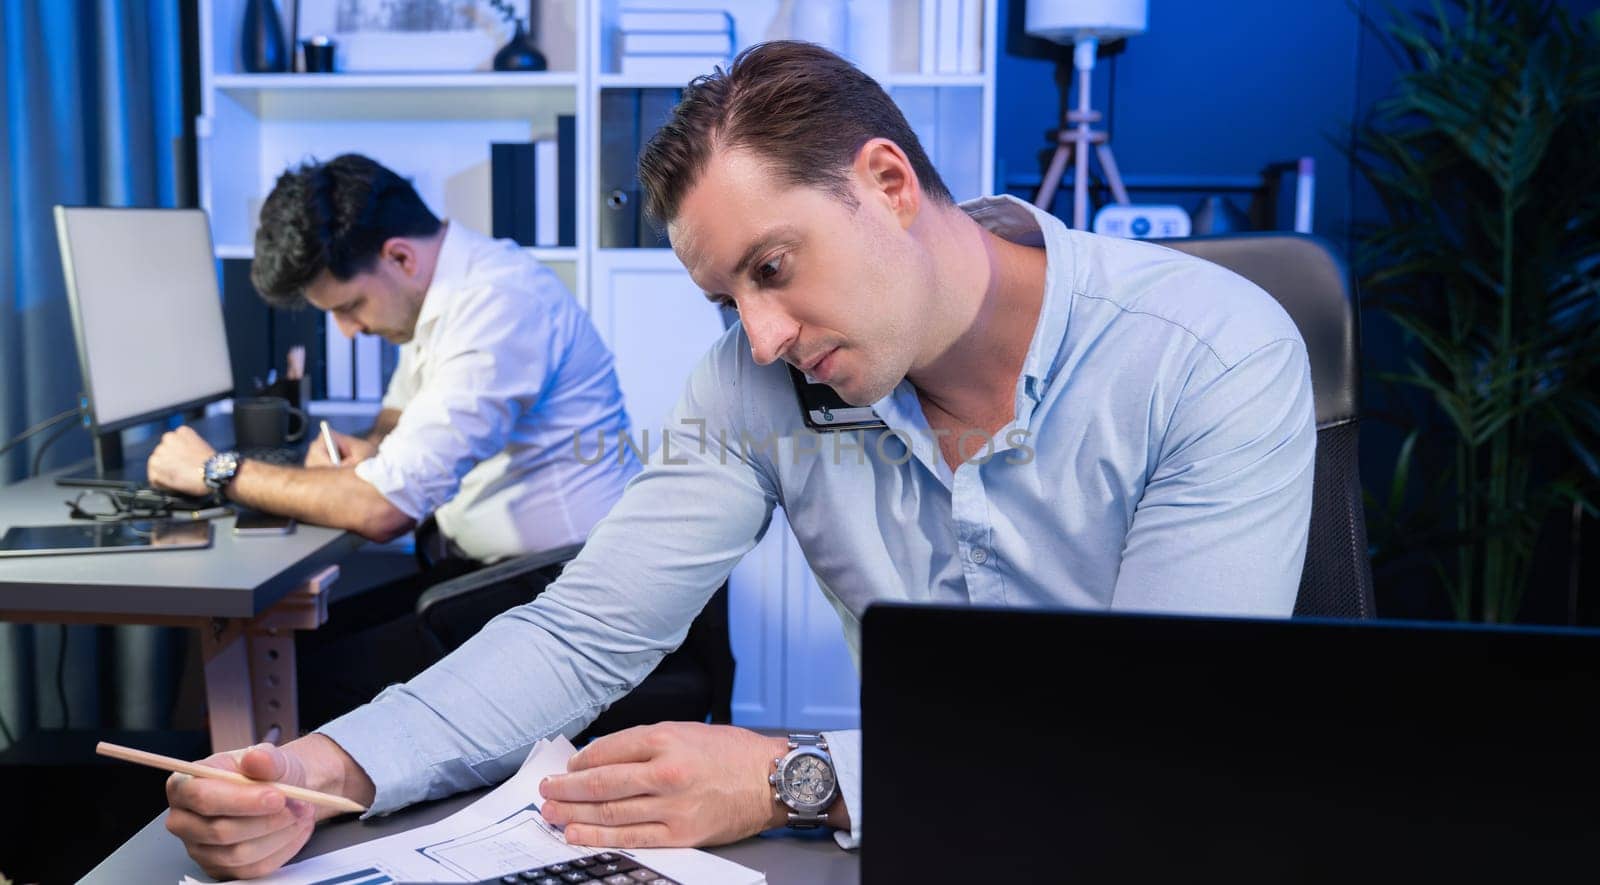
54 206 234 475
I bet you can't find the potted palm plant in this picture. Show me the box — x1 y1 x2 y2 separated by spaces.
1353 0 1600 622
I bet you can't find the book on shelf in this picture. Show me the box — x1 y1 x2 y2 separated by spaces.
617 9 735 33
557 114 576 247
921 0 984 75
490 141 538 247
491 124 575 249
621 31 733 55
534 140 558 247
959 0 983 74
619 53 729 79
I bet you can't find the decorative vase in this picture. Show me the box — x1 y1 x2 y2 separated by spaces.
241 0 289 74
493 19 548 72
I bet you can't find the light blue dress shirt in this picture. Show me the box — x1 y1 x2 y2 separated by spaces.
321 196 1316 848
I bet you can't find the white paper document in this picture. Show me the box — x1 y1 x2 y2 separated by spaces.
181 737 764 885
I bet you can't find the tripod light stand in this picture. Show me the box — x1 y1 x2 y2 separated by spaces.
1027 0 1148 229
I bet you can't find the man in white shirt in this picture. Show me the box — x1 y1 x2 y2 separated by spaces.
145 154 652 722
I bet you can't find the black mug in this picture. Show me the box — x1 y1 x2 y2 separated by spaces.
234 396 308 449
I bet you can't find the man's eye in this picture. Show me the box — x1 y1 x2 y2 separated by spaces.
756 255 783 281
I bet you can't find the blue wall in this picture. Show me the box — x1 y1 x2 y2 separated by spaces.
994 0 1600 247
995 0 1362 244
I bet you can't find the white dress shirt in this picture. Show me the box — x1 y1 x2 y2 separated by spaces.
354 222 638 562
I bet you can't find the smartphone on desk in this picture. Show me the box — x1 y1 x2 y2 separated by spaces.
233 512 296 536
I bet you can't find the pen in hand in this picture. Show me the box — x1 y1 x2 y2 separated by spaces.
319 420 342 466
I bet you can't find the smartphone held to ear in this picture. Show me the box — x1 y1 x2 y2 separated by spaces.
233 512 296 536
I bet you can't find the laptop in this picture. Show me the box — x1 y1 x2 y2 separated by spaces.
861 604 1600 882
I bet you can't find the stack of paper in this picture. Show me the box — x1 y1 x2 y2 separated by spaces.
180 737 765 884
616 8 735 79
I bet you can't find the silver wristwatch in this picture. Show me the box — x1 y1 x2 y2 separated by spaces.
769 733 838 829
202 450 241 492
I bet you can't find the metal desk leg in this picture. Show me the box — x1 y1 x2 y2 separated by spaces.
200 566 338 752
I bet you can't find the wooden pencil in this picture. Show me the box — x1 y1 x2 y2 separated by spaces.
95 741 367 814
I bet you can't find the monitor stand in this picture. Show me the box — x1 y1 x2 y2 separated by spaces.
55 428 143 489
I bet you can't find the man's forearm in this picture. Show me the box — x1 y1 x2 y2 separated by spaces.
289 733 378 821
225 460 415 541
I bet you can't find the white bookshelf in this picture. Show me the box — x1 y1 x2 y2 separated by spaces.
197 0 996 730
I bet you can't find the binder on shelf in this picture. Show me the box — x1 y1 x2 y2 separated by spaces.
638 88 682 248
597 90 642 248
490 141 538 247
598 88 684 249
557 114 577 247
354 334 383 401
618 9 735 34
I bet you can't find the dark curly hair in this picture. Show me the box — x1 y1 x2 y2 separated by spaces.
638 41 952 230
250 154 442 309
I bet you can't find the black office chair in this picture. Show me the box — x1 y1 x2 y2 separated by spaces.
1157 234 1376 619
414 544 736 741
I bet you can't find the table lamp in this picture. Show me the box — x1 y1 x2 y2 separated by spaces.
1026 0 1148 228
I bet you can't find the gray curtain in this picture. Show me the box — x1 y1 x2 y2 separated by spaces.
0 0 188 751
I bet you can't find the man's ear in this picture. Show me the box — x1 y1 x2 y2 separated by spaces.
381 237 419 276
855 138 922 230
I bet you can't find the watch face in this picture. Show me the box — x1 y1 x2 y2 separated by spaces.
781 751 837 811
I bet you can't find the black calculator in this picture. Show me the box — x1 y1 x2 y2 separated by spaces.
467 851 678 885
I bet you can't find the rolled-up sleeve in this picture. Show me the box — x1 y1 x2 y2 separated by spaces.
353 280 560 520
321 329 781 814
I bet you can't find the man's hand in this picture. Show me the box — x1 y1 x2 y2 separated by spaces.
164 734 375 880
303 428 378 468
164 743 318 880
147 426 217 497
539 723 791 848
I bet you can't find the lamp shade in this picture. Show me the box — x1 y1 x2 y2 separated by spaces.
1025 0 1148 42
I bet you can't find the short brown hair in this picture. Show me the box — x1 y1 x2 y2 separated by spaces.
638 41 953 229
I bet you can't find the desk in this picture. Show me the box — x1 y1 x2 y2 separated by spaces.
0 415 366 751
84 788 861 884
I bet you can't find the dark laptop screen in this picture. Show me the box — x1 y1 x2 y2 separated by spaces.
862 604 1600 883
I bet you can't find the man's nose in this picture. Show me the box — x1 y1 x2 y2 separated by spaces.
741 299 797 367
334 314 360 340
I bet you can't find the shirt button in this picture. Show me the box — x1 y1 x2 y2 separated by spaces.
970 546 988 565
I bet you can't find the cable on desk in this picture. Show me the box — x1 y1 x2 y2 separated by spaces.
31 417 81 477
0 406 81 462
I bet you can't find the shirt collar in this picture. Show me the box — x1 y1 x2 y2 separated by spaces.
958 195 1076 402
413 220 472 336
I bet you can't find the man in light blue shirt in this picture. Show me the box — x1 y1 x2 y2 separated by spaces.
162 42 1313 879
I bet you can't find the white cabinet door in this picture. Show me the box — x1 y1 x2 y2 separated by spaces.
587 252 859 731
